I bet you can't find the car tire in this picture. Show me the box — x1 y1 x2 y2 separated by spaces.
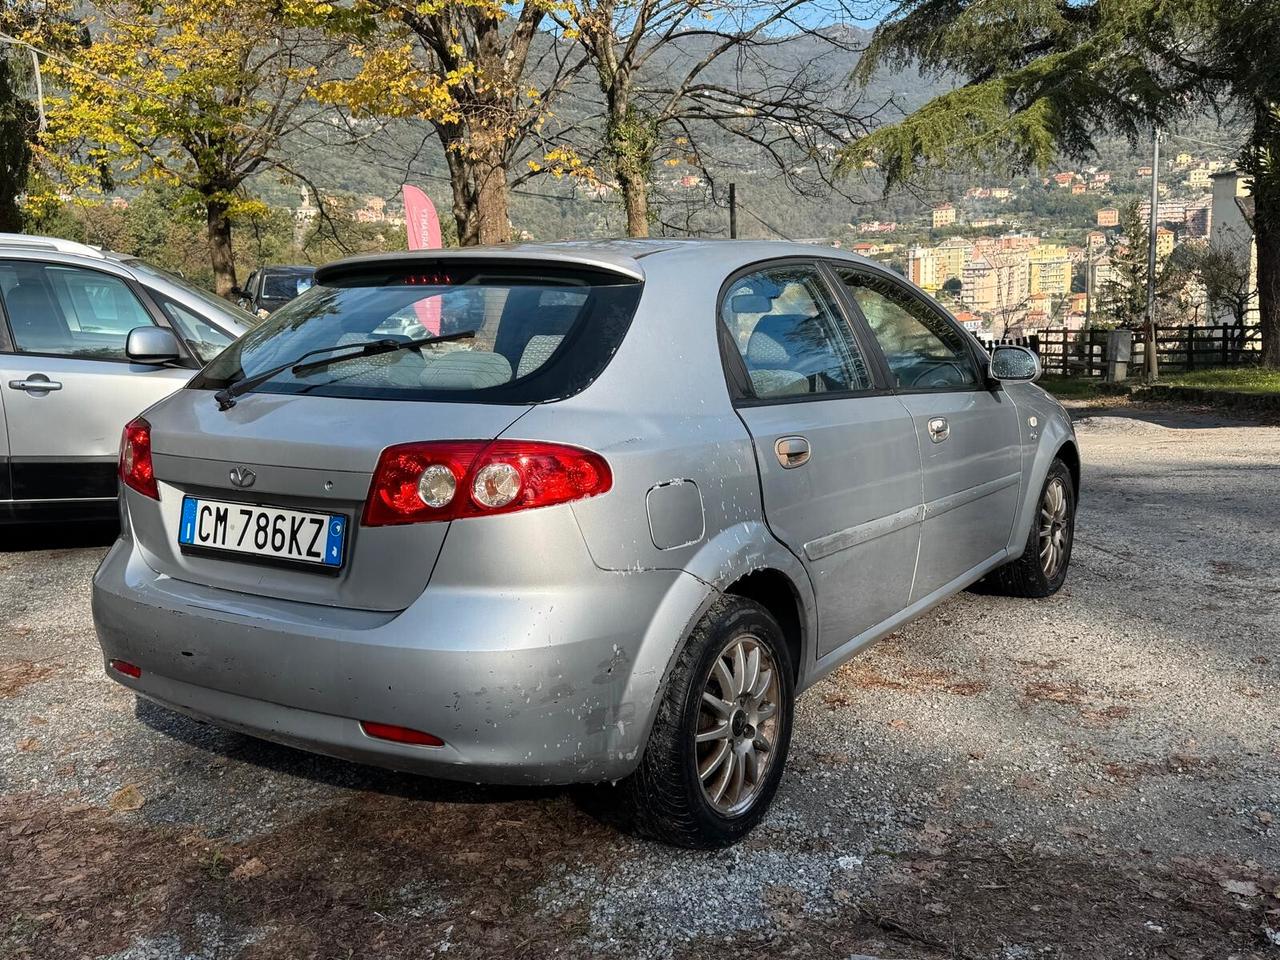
614 596 795 849
984 457 1076 598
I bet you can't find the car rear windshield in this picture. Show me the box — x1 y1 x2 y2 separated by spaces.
190 263 643 404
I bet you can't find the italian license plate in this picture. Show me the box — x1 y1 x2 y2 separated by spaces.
178 496 347 568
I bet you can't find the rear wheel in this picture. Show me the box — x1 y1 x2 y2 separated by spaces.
614 596 794 848
985 457 1075 598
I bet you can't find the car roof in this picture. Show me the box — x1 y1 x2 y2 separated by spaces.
0 233 136 265
0 233 254 335
316 239 881 284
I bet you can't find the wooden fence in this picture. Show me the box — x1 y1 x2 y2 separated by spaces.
984 325 1262 378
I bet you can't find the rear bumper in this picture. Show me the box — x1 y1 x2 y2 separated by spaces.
92 535 708 785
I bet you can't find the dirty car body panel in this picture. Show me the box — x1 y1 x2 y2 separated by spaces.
93 239 1078 789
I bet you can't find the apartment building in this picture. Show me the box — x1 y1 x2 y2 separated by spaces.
1028 244 1073 298
932 203 957 228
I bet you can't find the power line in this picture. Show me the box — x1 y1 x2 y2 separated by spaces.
739 201 794 241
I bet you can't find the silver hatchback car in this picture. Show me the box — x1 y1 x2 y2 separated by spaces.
93 240 1078 847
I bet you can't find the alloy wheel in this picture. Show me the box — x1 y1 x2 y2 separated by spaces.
1039 477 1070 579
695 634 781 816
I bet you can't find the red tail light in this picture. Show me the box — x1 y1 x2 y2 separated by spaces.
360 721 444 747
109 659 142 679
362 439 612 526
119 417 159 499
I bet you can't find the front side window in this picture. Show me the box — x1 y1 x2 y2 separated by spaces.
835 268 979 390
157 296 235 364
0 261 155 360
190 263 643 403
720 262 871 400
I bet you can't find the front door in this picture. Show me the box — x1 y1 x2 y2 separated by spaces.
720 261 923 660
832 266 1022 600
0 260 192 504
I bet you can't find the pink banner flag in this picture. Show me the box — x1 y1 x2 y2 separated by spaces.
402 185 443 333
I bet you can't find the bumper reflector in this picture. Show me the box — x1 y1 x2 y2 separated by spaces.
110 659 142 679
359 720 444 747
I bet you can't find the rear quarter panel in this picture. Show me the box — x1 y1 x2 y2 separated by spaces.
505 250 820 691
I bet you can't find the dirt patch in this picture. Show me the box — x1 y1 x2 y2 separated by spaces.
0 789 620 959
672 840 1280 960
0 660 59 699
834 660 989 697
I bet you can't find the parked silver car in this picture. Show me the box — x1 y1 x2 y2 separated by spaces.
93 240 1078 847
0 234 256 525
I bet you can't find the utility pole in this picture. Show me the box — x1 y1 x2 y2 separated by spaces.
1144 126 1161 380
728 182 737 239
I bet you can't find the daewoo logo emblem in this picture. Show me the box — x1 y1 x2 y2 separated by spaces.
228 466 256 489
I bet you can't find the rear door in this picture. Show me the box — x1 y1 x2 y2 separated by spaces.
0 259 192 503
721 260 923 660
831 265 1022 600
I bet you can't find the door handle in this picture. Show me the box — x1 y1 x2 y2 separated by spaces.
927 417 949 443
774 436 811 469
8 376 62 393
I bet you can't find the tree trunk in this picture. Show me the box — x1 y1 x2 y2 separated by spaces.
473 156 510 245
1255 174 1280 366
205 199 237 297
439 128 510 247
0 59 34 234
620 170 649 238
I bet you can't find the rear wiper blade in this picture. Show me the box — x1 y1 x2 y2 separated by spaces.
292 329 475 375
214 330 476 411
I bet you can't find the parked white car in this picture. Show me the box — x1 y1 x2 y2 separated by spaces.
0 234 255 525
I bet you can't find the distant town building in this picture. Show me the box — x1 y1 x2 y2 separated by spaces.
1097 208 1119 227
1070 182 1087 195
1028 244 1073 298
962 250 1030 313
1086 230 1106 251
1210 169 1259 324
931 203 957 229
1155 227 1175 260
1184 198 1212 238
1141 199 1188 225
907 245 939 290
857 220 899 234
1187 167 1213 189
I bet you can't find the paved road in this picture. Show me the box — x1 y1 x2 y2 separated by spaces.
2 405 1278 959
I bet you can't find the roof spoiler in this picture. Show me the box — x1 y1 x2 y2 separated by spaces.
314 249 645 285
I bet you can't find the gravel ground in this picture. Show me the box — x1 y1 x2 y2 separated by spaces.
2 403 1279 959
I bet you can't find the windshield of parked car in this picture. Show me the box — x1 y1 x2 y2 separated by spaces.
189 263 643 404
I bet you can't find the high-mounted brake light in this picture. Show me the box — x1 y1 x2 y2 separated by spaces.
119 417 159 499
362 440 612 527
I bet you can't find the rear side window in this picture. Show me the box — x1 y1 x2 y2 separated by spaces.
191 263 643 403
719 262 871 400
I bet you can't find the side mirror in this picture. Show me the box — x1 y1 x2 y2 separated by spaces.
989 344 1041 383
126 326 182 365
